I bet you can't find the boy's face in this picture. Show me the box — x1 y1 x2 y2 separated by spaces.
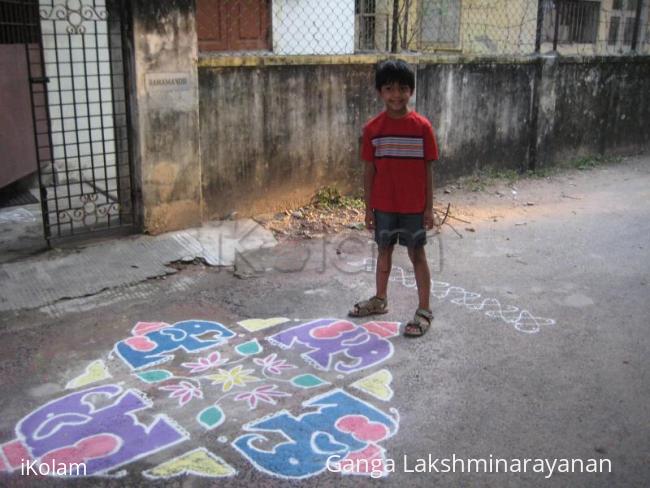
378 82 413 116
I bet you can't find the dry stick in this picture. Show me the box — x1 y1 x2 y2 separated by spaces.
434 203 451 228
429 203 449 237
445 214 472 224
433 203 464 238
433 203 472 225
445 222 464 239
441 202 451 226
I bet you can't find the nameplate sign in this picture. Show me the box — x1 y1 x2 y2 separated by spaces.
146 72 191 93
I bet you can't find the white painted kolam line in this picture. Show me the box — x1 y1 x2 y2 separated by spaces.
348 257 556 334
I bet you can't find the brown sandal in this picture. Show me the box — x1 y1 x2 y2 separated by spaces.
348 296 389 317
404 308 433 337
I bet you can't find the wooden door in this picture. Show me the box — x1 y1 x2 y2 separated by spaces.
197 0 271 52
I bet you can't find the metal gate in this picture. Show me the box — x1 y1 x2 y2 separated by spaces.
3 0 136 244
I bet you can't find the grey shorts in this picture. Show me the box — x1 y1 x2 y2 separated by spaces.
374 210 426 249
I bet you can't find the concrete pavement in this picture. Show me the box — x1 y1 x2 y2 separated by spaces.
0 155 648 487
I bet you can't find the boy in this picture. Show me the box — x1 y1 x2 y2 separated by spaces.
349 59 439 338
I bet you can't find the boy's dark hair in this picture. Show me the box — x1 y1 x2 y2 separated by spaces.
375 59 415 91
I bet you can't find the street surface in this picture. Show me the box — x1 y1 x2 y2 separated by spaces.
0 155 648 487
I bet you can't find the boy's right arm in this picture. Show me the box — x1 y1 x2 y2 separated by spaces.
363 161 375 230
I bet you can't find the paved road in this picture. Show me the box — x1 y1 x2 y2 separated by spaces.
0 156 648 487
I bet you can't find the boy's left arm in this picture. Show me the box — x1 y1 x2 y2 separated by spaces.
424 161 434 229
422 118 438 230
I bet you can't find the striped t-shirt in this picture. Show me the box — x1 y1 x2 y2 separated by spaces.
361 111 439 213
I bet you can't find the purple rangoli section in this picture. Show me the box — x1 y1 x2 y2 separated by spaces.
0 318 401 479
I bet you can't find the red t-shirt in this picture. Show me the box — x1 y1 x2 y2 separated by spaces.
361 111 439 213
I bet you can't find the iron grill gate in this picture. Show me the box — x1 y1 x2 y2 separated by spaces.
14 0 135 242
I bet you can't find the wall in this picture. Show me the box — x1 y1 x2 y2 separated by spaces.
198 60 382 219
416 55 650 178
0 45 38 188
417 59 535 181
536 56 650 167
198 55 650 218
272 0 354 55
131 0 202 234
270 0 421 56
460 0 538 55
122 2 650 231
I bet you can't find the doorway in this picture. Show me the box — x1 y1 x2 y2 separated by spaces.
0 0 137 252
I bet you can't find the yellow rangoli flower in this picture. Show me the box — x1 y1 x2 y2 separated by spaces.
207 365 260 392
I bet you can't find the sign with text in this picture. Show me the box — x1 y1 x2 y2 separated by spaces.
146 72 191 93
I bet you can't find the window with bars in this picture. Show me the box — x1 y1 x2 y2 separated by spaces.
354 0 392 52
355 0 376 50
543 0 601 44
0 0 39 44
608 0 639 46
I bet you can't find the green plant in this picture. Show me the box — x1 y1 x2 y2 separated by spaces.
312 186 342 206
526 167 555 178
488 168 520 185
312 186 364 209
563 154 622 171
461 175 486 192
448 153 624 192
340 195 365 209
573 156 600 170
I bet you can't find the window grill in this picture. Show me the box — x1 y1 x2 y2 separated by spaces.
0 0 39 44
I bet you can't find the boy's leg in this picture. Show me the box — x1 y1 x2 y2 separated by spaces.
376 244 395 300
374 211 398 300
404 245 432 336
396 213 432 336
407 245 431 311
349 212 397 317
